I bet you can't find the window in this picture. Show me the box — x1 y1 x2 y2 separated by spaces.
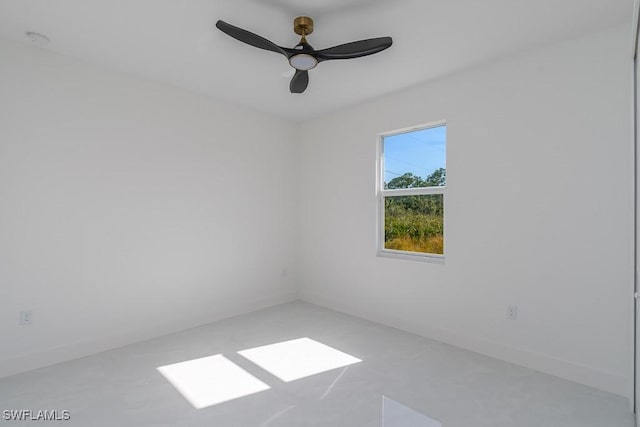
377 122 446 259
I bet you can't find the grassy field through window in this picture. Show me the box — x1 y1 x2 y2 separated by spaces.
384 194 443 254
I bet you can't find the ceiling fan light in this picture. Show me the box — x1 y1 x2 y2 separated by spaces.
289 54 317 71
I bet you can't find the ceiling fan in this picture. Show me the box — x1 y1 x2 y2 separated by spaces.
215 17 392 94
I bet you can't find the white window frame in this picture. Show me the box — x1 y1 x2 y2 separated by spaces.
376 120 446 262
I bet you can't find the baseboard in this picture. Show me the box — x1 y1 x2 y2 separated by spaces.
299 290 629 400
0 291 297 379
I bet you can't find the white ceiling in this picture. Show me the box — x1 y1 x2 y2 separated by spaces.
0 0 632 122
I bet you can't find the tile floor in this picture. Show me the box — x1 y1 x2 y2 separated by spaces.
0 301 634 426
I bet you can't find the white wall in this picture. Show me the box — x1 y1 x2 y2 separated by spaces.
297 25 633 398
0 39 298 377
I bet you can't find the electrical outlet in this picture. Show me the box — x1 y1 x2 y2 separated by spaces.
19 310 33 326
507 305 518 320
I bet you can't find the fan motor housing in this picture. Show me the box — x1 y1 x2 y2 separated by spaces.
294 16 313 36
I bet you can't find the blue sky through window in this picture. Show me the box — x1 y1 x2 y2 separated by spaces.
383 125 446 185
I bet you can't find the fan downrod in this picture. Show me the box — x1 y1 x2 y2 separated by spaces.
293 16 313 36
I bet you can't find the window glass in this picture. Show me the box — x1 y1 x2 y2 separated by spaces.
379 123 446 258
383 126 446 188
384 194 444 254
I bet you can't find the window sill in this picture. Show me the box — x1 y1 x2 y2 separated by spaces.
377 249 445 264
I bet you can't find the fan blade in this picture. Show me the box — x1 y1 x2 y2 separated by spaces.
290 70 309 94
315 37 392 61
216 20 287 57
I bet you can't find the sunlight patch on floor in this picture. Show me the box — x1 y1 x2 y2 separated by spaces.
157 354 270 409
238 337 361 382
